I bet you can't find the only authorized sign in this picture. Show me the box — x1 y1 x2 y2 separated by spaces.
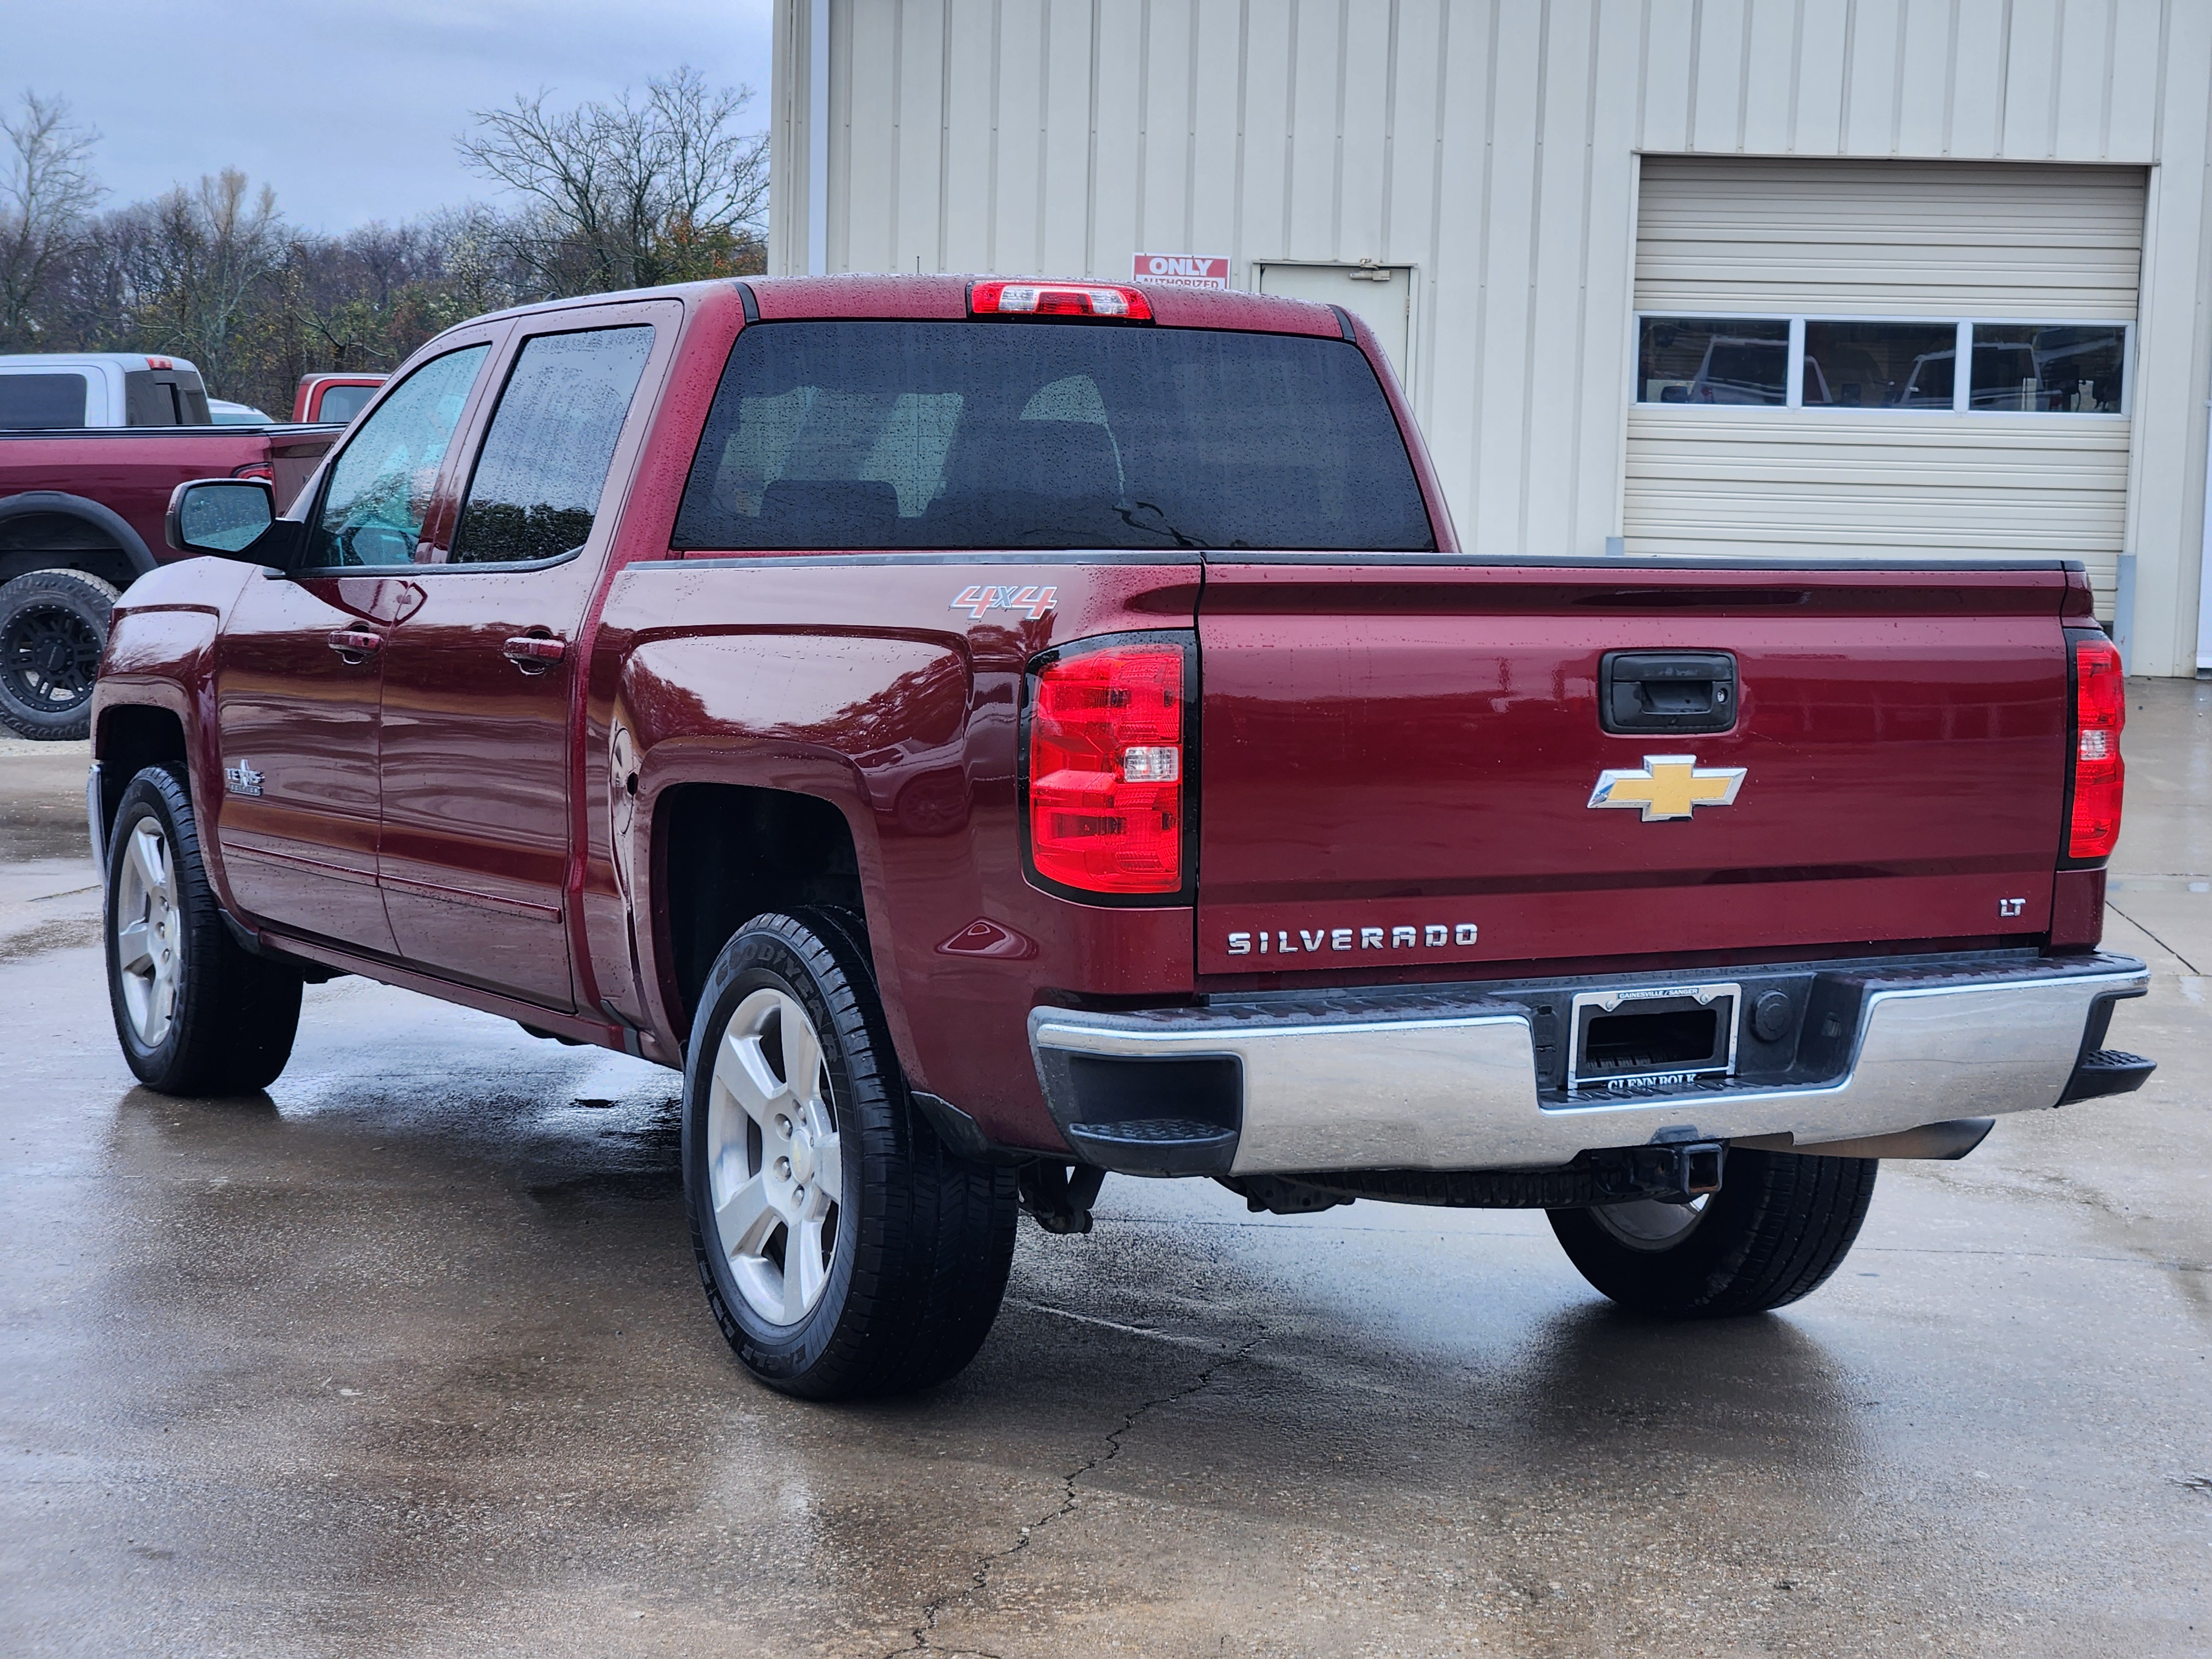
1131 253 1229 289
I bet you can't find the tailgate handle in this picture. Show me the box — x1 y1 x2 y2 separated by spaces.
1600 650 1738 734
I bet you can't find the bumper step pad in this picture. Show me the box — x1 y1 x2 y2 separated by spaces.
2059 1048 2156 1105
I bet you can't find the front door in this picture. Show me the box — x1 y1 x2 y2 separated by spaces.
375 307 670 1009
211 341 494 953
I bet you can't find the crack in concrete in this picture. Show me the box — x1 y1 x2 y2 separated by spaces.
888 1328 1262 1658
2103 896 2203 974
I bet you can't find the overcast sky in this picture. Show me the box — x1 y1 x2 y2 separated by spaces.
8 0 775 232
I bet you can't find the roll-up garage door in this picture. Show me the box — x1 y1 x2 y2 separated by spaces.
1625 158 2145 614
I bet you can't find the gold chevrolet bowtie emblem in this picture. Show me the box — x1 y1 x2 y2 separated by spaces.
1588 754 1747 821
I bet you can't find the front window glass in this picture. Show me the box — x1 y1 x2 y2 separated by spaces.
673 321 1434 551
1970 324 2126 412
306 346 488 567
447 326 655 565
1637 318 1789 405
1802 321 1958 408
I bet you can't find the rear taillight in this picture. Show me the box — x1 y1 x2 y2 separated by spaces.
2067 633 2125 860
230 462 274 482
971 280 1153 320
1026 641 1187 897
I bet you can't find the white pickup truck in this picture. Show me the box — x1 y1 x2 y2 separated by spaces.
0 352 216 430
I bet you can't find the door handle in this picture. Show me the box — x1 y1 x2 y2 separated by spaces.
502 634 567 674
327 629 383 664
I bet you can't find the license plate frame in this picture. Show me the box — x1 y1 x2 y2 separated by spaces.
1567 981 1742 1093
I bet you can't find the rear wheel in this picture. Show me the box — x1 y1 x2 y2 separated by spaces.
0 569 117 740
1547 1147 1877 1317
682 909 1018 1398
104 766 303 1094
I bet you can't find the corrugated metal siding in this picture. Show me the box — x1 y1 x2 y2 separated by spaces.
773 0 2212 674
1627 156 2142 613
1637 159 2147 319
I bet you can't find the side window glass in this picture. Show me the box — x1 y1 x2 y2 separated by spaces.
307 346 488 567
0 372 90 428
447 326 655 566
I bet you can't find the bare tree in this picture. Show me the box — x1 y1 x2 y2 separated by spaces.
0 91 103 348
460 65 767 297
128 169 284 394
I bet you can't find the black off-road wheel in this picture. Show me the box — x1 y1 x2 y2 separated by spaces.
682 909 1019 1399
103 766 304 1094
1548 1147 1878 1317
0 569 117 740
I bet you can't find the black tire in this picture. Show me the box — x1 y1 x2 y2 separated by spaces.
681 909 1018 1399
103 766 303 1094
0 568 117 740
1547 1147 1877 1317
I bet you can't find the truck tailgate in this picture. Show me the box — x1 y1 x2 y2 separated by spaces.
1194 561 2078 978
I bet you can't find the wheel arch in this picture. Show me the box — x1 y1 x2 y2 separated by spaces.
0 492 158 591
647 780 875 1042
91 700 190 851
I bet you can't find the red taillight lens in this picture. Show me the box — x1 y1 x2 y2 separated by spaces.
229 462 274 482
971 280 1154 321
2068 634 2125 860
1027 644 1186 896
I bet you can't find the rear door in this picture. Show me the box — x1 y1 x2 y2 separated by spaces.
1193 562 2074 977
374 301 674 1008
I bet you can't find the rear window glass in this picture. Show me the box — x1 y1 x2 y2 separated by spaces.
672 321 1434 551
0 372 90 429
316 384 375 424
449 325 654 566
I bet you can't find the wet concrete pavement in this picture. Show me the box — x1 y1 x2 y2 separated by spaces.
3 695 2209 1658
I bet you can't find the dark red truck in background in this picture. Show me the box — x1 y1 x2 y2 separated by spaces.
0 352 337 738
291 373 386 425
86 275 2153 1399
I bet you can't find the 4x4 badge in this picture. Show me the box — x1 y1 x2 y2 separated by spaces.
951 583 1057 621
1588 754 1745 821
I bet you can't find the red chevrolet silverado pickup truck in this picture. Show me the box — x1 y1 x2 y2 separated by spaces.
0 400 337 738
86 275 2153 1399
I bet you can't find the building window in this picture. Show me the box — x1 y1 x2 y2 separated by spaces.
1966 324 2126 413
1638 317 1789 405
1801 320 1958 408
1636 316 2128 414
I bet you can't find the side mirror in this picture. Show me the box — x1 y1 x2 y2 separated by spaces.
165 478 286 565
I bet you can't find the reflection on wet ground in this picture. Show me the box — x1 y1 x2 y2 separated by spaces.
6 693 2212 1656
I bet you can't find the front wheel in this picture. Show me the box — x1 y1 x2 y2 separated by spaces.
1547 1147 1877 1317
682 909 1018 1399
104 766 304 1094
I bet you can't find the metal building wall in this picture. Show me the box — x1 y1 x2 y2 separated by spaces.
769 0 2212 677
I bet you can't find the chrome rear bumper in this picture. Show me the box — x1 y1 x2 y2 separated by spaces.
1027 953 2151 1176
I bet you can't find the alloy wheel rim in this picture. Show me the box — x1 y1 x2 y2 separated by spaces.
1591 1194 1709 1252
705 986 843 1326
113 818 182 1049
1 602 101 713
